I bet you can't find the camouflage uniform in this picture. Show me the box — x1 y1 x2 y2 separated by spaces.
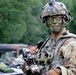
41 32 76 75
40 0 76 74
22 0 76 75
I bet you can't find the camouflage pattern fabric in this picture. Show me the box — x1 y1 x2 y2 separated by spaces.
41 32 76 75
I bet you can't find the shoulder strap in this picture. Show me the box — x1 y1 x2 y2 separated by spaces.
39 36 52 51
50 37 72 69
52 38 68 66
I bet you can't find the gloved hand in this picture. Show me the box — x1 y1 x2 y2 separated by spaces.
42 69 61 75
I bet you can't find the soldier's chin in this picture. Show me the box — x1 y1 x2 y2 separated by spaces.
50 29 62 34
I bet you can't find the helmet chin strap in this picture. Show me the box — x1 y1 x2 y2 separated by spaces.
62 17 66 27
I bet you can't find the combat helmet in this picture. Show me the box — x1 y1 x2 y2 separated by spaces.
41 0 72 23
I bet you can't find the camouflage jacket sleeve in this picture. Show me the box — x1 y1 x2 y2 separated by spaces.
58 39 76 75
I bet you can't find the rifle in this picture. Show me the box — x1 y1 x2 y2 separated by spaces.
21 38 52 75
22 51 44 75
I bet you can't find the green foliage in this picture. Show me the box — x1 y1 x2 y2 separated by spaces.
0 0 76 44
19 0 49 44
0 0 26 43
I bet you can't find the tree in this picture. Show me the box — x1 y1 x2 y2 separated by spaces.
0 0 27 43
0 0 76 44
19 0 49 44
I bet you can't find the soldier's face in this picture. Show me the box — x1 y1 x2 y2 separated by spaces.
45 16 64 34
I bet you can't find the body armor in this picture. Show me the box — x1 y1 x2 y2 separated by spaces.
38 32 76 70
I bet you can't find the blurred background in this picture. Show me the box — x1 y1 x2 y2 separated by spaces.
0 0 76 45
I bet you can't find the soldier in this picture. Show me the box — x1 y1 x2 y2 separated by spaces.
22 0 76 75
